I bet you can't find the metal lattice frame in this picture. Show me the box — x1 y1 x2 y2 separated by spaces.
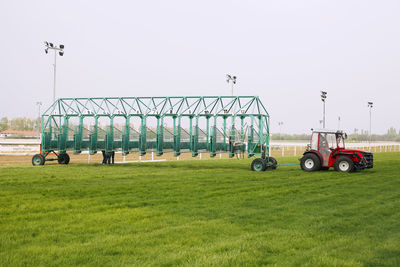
41 96 270 158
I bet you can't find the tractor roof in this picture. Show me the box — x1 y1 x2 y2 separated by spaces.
311 129 345 134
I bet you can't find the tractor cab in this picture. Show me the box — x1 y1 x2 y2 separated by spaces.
309 130 346 166
301 129 373 172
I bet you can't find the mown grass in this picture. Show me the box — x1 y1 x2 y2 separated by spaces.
0 153 400 266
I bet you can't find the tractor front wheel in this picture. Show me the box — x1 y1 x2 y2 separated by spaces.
32 154 45 166
334 156 354 172
300 153 320 172
251 158 266 171
58 153 70 164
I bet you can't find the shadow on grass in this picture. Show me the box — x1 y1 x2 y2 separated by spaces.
68 160 254 171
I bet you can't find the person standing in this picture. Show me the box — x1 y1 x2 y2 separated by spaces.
101 150 108 164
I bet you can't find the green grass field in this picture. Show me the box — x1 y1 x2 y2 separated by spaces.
1 153 400 266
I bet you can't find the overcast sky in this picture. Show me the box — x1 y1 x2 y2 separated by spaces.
0 0 399 134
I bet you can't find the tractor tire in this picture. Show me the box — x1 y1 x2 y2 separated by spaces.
334 156 354 172
58 153 70 164
300 153 321 172
265 157 278 170
32 154 45 166
251 158 267 172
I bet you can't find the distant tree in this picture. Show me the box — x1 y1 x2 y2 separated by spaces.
34 117 41 131
387 127 397 136
0 117 8 131
9 117 35 131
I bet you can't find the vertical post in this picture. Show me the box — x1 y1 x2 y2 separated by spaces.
139 116 147 156
223 117 227 151
368 102 373 150
323 101 325 128
258 116 263 156
294 145 296 156
240 117 244 141
53 50 57 102
248 116 254 156
321 91 327 128
206 117 210 152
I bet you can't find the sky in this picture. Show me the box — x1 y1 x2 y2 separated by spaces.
0 0 399 134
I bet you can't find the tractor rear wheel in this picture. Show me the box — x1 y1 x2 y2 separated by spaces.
251 158 266 171
300 153 320 172
32 154 45 166
334 156 354 172
58 153 70 164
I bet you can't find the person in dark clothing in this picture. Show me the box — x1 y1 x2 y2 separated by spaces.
107 152 111 164
111 151 115 164
106 151 115 164
101 150 108 164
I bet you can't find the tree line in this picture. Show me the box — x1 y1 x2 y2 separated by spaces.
274 127 400 142
0 117 41 132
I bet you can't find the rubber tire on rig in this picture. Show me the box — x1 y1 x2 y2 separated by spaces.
251 158 267 172
265 157 278 170
32 154 45 166
300 153 321 172
334 156 354 172
58 153 70 164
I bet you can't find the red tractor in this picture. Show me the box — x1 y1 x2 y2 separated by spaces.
300 130 373 172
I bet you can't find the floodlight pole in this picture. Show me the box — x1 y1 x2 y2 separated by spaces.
53 51 57 103
36 101 42 131
321 91 327 128
278 121 283 140
44 42 64 102
368 102 373 148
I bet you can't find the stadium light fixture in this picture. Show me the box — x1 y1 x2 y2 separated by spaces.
226 74 237 96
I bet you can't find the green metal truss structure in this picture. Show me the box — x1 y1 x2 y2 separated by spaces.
37 96 270 162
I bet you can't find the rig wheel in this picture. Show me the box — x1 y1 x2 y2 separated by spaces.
32 154 45 166
58 153 70 164
300 153 321 172
334 156 354 172
251 158 266 172
265 157 278 169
